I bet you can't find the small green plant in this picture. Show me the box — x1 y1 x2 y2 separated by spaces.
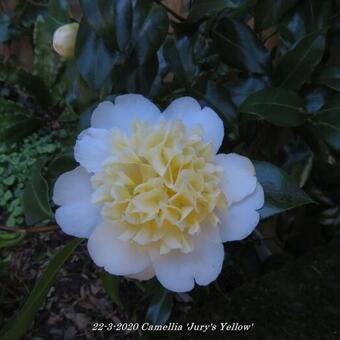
0 129 69 227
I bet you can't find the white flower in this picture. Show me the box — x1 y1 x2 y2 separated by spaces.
53 94 264 292
53 23 79 58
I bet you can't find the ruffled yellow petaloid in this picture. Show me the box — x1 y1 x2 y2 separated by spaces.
91 120 226 254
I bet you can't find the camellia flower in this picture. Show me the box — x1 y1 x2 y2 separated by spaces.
52 23 79 58
53 95 264 292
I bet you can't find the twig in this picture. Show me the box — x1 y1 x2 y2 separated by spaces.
153 0 186 22
0 225 59 233
26 0 48 7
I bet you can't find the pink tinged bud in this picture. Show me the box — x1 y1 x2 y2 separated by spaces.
53 23 79 58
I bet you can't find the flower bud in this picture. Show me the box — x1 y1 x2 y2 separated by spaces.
53 23 79 58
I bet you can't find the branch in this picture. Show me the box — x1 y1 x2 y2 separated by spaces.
153 0 186 22
0 225 59 233
26 0 48 7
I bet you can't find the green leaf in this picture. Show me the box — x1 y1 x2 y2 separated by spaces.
313 95 340 152
280 0 331 52
111 0 169 65
188 0 257 23
47 0 71 32
130 1 169 66
146 284 173 325
254 0 299 31
79 0 116 50
197 80 238 132
0 232 25 249
226 76 267 106
304 87 331 114
282 139 313 188
212 17 271 74
0 14 10 42
114 0 133 51
100 271 122 307
0 99 42 143
188 0 239 22
33 16 54 85
313 67 340 92
0 98 29 116
163 36 198 91
274 32 326 90
0 238 83 340
47 155 77 180
23 160 53 225
75 18 118 90
0 64 51 108
239 88 305 127
123 54 159 96
80 0 168 65
254 161 313 219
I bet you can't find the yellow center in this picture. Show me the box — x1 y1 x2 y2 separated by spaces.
91 120 226 254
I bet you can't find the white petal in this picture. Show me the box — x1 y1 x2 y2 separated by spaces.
53 166 92 206
91 95 161 134
199 224 222 244
163 97 224 152
55 202 101 238
216 153 257 205
74 128 111 173
149 249 195 292
150 235 224 292
88 223 151 275
219 182 264 242
190 235 224 286
127 266 155 281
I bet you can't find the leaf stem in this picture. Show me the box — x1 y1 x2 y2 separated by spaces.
153 0 186 22
0 225 59 233
26 0 48 7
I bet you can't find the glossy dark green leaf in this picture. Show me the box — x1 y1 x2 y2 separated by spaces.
33 16 54 85
274 32 326 90
46 0 70 36
313 67 340 92
0 64 51 108
0 99 42 143
239 88 305 127
255 0 299 31
100 271 122 307
313 95 340 151
47 0 70 30
75 18 118 90
188 0 237 23
0 238 83 340
0 14 10 42
212 17 271 74
304 87 332 114
198 80 238 132
114 0 133 51
123 53 159 96
282 139 313 187
130 1 168 66
23 160 53 225
254 161 313 219
79 0 115 50
146 285 173 325
163 36 198 90
47 155 77 180
280 0 331 52
188 0 257 23
226 76 267 106
0 98 28 116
